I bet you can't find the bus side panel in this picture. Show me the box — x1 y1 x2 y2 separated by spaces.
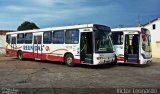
114 45 125 63
6 49 18 57
22 44 34 59
74 59 81 64
6 43 12 56
23 51 34 59
41 53 63 62
6 44 19 57
64 44 81 64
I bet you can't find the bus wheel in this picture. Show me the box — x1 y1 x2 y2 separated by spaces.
18 51 23 60
65 54 75 67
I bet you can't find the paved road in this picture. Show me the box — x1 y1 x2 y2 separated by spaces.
0 57 160 93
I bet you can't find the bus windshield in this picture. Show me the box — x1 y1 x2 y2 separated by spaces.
94 25 113 53
141 28 151 52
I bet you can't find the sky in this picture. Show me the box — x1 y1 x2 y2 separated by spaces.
0 0 160 30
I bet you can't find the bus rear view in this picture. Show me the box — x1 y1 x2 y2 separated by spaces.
111 27 152 65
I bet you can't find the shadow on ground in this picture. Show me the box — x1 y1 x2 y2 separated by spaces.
11 57 152 69
12 58 118 69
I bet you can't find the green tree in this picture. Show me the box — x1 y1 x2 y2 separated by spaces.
17 21 39 31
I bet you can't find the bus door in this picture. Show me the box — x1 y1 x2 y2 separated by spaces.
124 34 139 63
33 35 42 60
11 37 16 56
80 32 93 64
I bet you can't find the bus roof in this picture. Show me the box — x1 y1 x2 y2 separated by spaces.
6 24 106 35
111 27 146 32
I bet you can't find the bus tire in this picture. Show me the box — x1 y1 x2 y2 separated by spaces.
17 51 23 60
65 54 75 67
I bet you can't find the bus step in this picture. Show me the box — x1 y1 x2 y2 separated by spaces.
85 54 93 59
127 58 137 62
128 54 138 58
81 62 93 65
84 58 93 64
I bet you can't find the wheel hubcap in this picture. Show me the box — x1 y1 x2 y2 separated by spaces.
67 57 73 64
19 53 22 59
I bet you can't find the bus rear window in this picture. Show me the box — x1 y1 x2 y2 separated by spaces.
6 34 11 44
111 32 123 45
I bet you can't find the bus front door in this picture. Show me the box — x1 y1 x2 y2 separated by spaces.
80 32 93 64
124 34 139 63
33 35 42 60
11 37 16 56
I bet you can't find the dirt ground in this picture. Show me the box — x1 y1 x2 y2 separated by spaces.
0 56 160 94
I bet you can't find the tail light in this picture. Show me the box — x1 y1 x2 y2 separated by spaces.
137 60 140 64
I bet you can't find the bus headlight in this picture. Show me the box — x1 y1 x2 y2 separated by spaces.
96 57 103 60
97 57 100 60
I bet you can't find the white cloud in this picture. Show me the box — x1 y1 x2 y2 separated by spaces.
0 0 125 29
31 0 54 7
5 5 29 12
0 0 159 29
26 0 85 8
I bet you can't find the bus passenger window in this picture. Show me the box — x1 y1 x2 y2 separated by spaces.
17 33 24 44
65 30 79 44
25 33 32 44
43 31 52 44
6 35 11 44
111 32 123 45
53 31 64 44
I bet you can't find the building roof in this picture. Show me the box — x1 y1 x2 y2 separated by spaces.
0 30 14 35
0 30 14 32
143 17 160 26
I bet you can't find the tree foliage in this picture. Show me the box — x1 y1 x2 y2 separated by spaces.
17 21 39 31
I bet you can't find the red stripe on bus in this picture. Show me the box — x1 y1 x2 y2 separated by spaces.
6 49 17 57
6 50 81 64
74 59 81 64
24 51 81 64
117 56 124 61
23 51 34 59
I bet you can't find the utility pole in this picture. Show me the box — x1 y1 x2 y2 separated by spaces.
136 15 142 27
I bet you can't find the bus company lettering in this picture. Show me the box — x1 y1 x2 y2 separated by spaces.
23 45 43 51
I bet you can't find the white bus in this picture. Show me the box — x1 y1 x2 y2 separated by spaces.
6 24 115 66
111 27 152 65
